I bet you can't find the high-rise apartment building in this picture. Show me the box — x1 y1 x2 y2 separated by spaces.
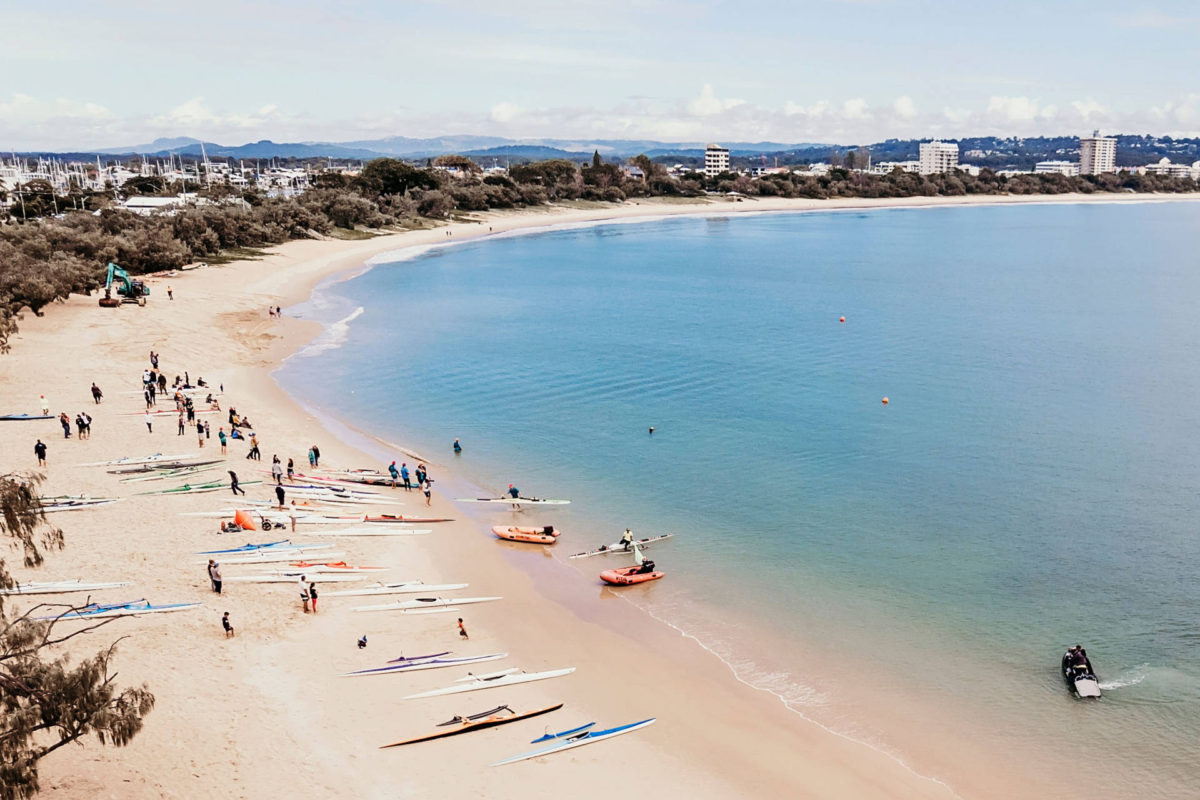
1079 131 1116 175
704 144 730 177
918 141 959 174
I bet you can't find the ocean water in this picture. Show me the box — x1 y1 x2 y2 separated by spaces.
278 202 1200 798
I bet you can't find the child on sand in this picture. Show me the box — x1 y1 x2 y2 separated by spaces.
222 612 234 638
309 582 318 613
458 618 469 639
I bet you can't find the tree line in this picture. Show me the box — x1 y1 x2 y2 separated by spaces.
1 156 1197 350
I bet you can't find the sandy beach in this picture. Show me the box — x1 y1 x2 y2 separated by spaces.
3 191 1198 800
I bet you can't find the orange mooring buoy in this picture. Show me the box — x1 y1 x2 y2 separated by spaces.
840 316 845 323
882 397 889 405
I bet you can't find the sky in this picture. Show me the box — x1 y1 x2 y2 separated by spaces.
2 0 1199 150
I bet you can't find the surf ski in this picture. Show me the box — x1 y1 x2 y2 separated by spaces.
403 667 575 699
379 704 564 749
490 718 656 766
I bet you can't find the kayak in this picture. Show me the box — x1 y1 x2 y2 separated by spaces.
40 600 202 621
567 534 675 559
77 453 194 468
342 652 508 677
490 718 655 766
530 722 595 744
223 574 364 584
0 413 55 421
108 459 223 474
353 596 501 613
195 539 300 554
364 515 454 524
119 466 217 483
280 561 389 572
600 566 665 586
456 497 571 507
403 667 575 700
41 499 121 513
295 528 432 537
200 550 346 565
324 581 468 597
139 480 262 496
493 525 560 544
380 704 563 749
0 579 132 596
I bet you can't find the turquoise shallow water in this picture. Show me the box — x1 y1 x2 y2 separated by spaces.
279 203 1200 797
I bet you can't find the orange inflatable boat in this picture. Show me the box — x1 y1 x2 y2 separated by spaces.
600 564 664 585
493 525 560 544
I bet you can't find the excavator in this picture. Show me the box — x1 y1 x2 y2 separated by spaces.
98 262 150 307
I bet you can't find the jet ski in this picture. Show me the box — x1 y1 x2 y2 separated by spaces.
1062 648 1101 698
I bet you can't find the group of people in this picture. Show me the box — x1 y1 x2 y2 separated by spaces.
387 460 432 504
1066 645 1091 673
59 410 93 439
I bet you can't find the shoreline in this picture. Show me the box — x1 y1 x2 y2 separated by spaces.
5 192 1197 799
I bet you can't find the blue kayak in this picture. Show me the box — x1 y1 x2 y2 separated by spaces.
0 414 54 421
530 722 595 744
491 718 656 766
196 539 293 555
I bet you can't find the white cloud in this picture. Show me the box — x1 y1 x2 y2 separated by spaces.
688 85 745 116
842 98 870 119
490 102 521 123
893 96 917 119
985 95 1041 122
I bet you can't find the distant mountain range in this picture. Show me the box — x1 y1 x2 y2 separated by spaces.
80 135 830 161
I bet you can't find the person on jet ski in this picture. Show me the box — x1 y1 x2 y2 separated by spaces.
1070 645 1089 671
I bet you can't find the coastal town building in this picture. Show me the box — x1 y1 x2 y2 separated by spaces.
918 141 959 174
704 144 730 177
1079 131 1116 175
1144 158 1199 179
1035 160 1081 177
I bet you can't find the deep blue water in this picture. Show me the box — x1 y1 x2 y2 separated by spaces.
279 203 1200 797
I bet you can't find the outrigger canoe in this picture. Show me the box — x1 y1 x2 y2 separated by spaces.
567 534 674 559
493 525 560 544
490 718 655 766
352 596 501 613
342 652 508 677
380 704 563 748
324 581 469 597
0 579 132 596
39 599 201 620
456 497 571 507
403 667 575 699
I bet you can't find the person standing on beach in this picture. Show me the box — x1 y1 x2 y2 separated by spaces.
59 413 71 439
197 424 205 448
275 484 286 509
185 396 195 426
271 457 283 485
177 411 185 436
311 445 321 467
144 411 153 433
167 285 173 300
144 387 153 409
400 463 411 491
34 439 47 467
287 458 295 481
307 447 316 469
207 560 222 594
222 612 234 638
388 461 399 487
148 381 156 405
299 575 310 613
91 383 103 404
422 479 433 507
415 463 427 486
229 470 245 496
246 434 261 461
457 618 469 639
204 420 211 440
218 427 227 454
39 395 49 415
309 582 318 613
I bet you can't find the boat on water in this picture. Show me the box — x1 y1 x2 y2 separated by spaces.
324 581 468 597
342 652 508 677
403 667 575 699
567 533 674 559
353 596 501 613
0 579 132 596
457 497 571 507
490 718 655 766
379 704 563 748
1062 647 1102 698
493 525 560 544
600 565 665 585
